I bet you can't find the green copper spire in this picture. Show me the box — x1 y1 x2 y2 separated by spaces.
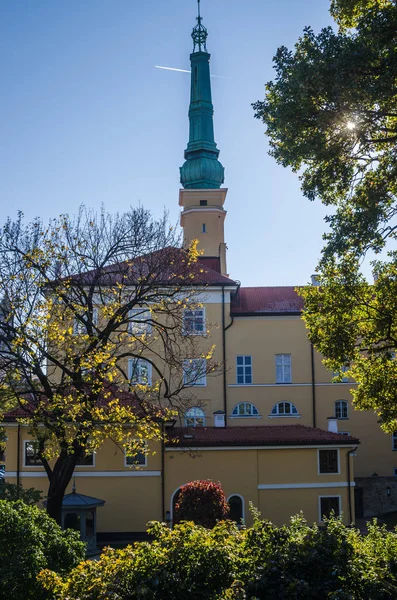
180 0 225 189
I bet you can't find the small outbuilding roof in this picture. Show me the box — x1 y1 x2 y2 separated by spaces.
62 491 106 509
166 425 359 448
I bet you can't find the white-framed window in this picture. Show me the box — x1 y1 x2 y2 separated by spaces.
393 432 397 451
231 402 259 417
124 442 147 467
335 400 349 420
333 365 349 382
275 354 291 383
183 309 206 335
183 358 206 386
184 406 206 427
318 449 340 474
24 441 42 467
319 496 341 521
73 308 98 335
236 355 252 384
128 308 152 335
76 452 95 467
128 358 152 386
270 401 299 417
339 431 350 436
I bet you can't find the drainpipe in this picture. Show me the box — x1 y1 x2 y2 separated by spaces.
310 343 317 428
16 423 21 496
222 281 239 425
347 446 358 525
161 423 165 522
221 286 227 424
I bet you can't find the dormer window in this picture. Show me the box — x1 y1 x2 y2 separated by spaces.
200 200 208 206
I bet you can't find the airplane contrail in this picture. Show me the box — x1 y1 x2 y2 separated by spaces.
155 65 226 79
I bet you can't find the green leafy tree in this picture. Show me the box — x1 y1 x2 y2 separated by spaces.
174 479 230 528
0 480 43 504
40 514 397 600
0 206 219 523
0 500 85 600
253 0 397 429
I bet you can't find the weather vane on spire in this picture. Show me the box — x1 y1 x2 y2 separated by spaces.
192 0 208 52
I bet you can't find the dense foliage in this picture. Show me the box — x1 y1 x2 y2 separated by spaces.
174 479 230 528
0 500 85 600
253 0 397 430
0 480 43 504
40 514 397 600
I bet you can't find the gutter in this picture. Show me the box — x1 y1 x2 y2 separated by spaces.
221 281 240 423
16 423 21 496
310 343 317 428
221 286 227 423
161 422 165 521
230 311 301 318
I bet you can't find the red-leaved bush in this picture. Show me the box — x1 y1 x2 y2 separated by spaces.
174 479 230 528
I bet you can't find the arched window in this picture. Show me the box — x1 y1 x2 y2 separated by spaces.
184 407 205 427
335 400 348 420
231 402 259 417
270 401 299 417
172 488 182 525
228 495 244 524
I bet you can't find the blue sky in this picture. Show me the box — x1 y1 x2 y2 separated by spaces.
1 0 339 286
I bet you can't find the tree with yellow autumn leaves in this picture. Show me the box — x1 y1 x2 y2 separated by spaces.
0 206 219 523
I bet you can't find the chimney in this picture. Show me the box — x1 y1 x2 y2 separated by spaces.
213 410 225 428
219 243 228 277
327 417 338 433
311 274 320 286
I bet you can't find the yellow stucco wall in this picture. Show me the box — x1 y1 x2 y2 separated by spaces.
4 425 355 531
224 314 397 477
3 287 395 532
165 446 354 527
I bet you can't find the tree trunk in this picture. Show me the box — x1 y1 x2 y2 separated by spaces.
46 448 81 525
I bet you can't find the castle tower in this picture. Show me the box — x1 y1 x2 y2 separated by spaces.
179 0 228 275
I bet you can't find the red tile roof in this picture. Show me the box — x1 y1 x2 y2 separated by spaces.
231 287 304 315
68 248 236 288
1 385 164 422
197 256 221 273
166 425 359 447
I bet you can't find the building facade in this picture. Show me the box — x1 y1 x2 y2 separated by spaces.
2 5 396 535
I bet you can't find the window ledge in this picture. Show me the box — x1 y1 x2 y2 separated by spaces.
182 332 207 337
336 417 349 421
229 415 262 419
268 414 301 419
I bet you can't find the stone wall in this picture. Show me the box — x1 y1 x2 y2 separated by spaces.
355 476 397 517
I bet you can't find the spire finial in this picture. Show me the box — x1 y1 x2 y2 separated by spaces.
192 0 208 52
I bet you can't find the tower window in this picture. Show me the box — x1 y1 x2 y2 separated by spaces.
200 200 208 206
202 224 206 233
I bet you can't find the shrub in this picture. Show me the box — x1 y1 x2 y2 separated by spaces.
0 480 43 504
0 500 85 600
40 520 240 600
40 512 397 600
174 479 230 528
238 512 397 599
